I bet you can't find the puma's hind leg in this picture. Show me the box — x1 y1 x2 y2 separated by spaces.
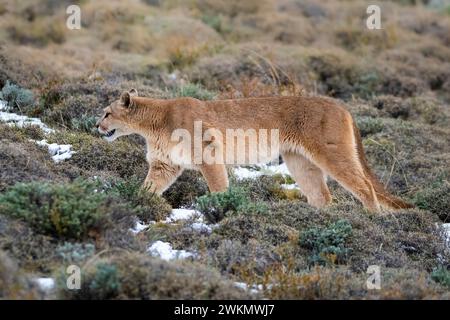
282 152 332 208
313 143 381 212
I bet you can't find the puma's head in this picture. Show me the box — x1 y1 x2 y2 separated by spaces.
96 88 138 142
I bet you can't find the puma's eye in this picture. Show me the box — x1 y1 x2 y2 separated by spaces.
104 112 111 119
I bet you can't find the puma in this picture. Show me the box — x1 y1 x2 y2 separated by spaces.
96 89 412 211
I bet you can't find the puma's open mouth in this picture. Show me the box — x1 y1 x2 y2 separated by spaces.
104 129 116 137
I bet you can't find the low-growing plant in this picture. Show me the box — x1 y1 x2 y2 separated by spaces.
163 170 209 208
87 263 121 299
71 115 98 133
195 187 249 223
58 253 252 300
108 177 172 222
413 178 450 222
0 179 109 239
56 242 96 264
299 219 353 266
0 80 35 113
356 116 384 137
431 266 450 288
173 83 216 100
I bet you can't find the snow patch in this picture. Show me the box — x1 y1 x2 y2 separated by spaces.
234 282 263 294
147 241 195 261
0 101 54 134
129 221 154 234
34 139 76 163
281 183 298 190
33 277 55 291
190 222 213 233
165 208 200 223
233 163 290 180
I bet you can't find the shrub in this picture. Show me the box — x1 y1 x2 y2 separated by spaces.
108 177 172 222
46 131 147 178
0 80 35 113
431 267 450 288
0 140 62 192
355 116 384 137
70 115 98 133
195 187 249 223
413 178 450 222
299 219 353 266
236 174 297 202
59 253 253 299
173 83 216 100
56 242 96 264
87 263 121 300
163 170 209 208
0 179 109 239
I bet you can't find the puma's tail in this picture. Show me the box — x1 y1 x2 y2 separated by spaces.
352 121 413 210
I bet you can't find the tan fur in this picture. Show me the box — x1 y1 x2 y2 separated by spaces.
96 90 412 211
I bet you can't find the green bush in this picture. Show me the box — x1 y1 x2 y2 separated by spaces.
173 83 216 100
56 242 96 264
108 177 172 222
299 219 353 266
70 115 98 133
0 80 34 113
413 178 450 221
195 187 249 223
431 266 450 288
356 116 384 137
87 263 121 299
0 179 109 239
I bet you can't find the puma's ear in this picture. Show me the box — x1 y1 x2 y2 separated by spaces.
129 88 138 96
120 91 131 107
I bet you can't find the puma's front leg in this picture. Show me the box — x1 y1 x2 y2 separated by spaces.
143 160 182 195
199 164 229 193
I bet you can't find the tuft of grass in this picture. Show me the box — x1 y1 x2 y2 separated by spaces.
299 219 353 266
